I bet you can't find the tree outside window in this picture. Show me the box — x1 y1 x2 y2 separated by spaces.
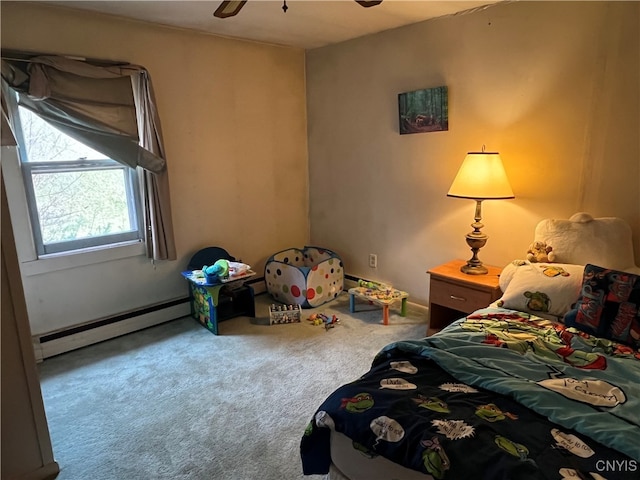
16 106 143 255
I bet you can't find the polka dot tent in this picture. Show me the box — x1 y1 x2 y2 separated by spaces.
264 246 344 308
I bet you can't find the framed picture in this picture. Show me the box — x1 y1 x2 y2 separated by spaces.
398 86 448 135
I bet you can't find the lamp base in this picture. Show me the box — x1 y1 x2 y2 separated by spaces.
460 262 488 275
458 199 490 275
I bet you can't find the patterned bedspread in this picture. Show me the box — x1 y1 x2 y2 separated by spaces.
300 308 640 479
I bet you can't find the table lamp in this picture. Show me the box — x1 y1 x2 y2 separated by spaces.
447 148 514 275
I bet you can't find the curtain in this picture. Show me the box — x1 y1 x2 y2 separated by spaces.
1 55 176 261
130 70 176 260
1 90 17 147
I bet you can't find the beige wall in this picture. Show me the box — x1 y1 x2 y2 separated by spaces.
1 3 309 334
306 1 640 304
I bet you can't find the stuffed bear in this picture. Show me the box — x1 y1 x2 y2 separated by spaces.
526 241 556 263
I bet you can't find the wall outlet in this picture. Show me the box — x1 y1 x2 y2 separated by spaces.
369 253 377 268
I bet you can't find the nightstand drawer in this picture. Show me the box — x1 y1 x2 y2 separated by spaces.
430 279 494 313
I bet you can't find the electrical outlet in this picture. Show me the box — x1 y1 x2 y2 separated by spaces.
369 253 377 268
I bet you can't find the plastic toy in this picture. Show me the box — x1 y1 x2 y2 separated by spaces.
307 313 340 330
358 279 383 289
307 314 323 326
269 303 302 324
202 259 230 282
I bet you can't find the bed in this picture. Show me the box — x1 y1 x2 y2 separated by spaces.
300 213 640 480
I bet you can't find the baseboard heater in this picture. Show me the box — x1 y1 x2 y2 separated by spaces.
32 297 191 362
32 277 268 362
344 273 362 287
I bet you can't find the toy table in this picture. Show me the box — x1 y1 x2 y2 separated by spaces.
181 270 256 335
348 286 409 325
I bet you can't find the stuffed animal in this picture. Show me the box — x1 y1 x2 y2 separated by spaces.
202 259 230 282
526 241 556 263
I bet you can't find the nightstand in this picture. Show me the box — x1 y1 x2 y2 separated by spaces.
427 259 502 335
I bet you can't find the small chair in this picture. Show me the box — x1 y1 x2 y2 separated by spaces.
182 247 255 335
187 246 235 271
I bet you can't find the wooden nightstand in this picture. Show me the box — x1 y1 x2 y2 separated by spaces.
427 259 502 335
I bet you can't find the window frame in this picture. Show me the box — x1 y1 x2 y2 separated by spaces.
10 99 144 257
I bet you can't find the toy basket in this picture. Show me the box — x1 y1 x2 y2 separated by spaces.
269 304 302 325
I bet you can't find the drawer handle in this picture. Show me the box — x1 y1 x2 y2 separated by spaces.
450 295 467 302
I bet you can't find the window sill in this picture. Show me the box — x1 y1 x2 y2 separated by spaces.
21 241 146 276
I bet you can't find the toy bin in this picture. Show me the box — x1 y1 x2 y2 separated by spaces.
265 246 344 308
189 283 255 335
269 304 302 325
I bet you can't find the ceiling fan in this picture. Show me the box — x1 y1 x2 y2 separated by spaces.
214 1 383 19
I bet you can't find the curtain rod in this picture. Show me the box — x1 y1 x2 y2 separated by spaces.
2 56 85 62
1 50 127 66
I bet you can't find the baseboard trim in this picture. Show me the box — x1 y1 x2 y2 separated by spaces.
344 274 360 289
33 298 190 361
32 279 268 361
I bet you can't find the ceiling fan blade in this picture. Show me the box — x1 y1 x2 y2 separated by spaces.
214 0 248 18
355 1 383 7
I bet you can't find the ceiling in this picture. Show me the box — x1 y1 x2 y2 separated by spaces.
44 0 502 49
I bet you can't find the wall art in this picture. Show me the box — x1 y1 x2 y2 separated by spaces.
398 86 448 135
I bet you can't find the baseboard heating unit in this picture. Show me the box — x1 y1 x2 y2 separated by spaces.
32 297 191 361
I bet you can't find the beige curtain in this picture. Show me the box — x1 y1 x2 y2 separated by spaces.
131 70 175 260
1 91 17 147
1 55 176 261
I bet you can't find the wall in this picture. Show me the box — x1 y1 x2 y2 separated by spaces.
306 1 640 304
1 2 309 335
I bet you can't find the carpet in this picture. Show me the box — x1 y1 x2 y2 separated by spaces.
38 292 428 479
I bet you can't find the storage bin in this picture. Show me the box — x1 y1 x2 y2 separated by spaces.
269 304 302 325
265 246 343 308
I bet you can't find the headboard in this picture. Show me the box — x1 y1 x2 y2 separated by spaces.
533 212 639 273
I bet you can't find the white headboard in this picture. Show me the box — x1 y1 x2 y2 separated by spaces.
534 212 639 273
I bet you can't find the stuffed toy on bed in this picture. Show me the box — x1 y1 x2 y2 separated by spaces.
526 241 556 263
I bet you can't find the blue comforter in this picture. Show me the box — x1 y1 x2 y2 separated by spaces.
301 308 640 479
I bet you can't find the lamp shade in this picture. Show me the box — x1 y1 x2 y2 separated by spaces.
447 151 515 200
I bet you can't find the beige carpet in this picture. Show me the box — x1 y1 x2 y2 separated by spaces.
38 292 428 479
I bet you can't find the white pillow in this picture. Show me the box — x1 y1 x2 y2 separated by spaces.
499 260 524 292
496 263 585 319
534 213 638 271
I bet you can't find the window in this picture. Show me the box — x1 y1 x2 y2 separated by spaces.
14 106 143 256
